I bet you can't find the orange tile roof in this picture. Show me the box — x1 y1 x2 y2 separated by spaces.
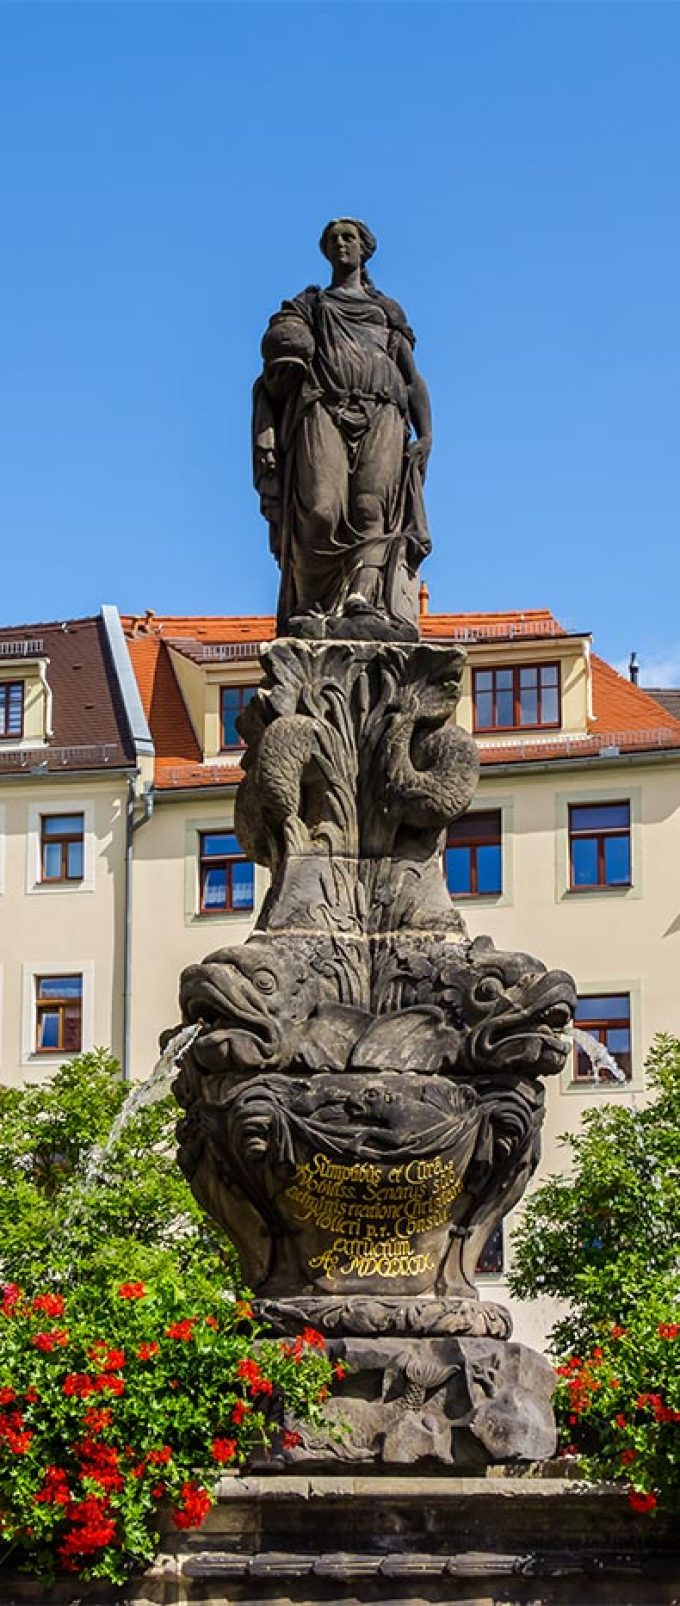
123 611 680 788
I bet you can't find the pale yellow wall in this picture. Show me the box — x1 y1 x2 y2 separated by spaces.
167 651 262 761
0 660 50 747
456 638 590 739
128 792 265 1079
462 756 680 1346
0 778 128 1085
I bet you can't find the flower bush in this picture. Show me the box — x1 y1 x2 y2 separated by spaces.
510 1034 680 1513
0 1054 335 1581
0 1279 331 1582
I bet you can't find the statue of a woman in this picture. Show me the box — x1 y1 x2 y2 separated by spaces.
253 219 432 639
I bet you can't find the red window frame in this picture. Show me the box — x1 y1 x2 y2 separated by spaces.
220 685 255 752
35 975 83 1054
568 802 631 890
573 994 631 1083
473 662 561 733
40 814 85 883
445 810 502 897
0 681 24 739
199 832 254 915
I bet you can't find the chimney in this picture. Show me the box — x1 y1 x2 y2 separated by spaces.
629 652 639 686
419 581 429 618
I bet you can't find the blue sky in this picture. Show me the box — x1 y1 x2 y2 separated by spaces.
1 1 679 682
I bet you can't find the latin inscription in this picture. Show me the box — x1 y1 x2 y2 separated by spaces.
283 1151 463 1282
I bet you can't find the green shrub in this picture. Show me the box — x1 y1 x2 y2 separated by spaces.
510 1034 680 1512
0 1053 334 1581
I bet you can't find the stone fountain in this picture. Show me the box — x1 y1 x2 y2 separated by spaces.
170 217 577 1474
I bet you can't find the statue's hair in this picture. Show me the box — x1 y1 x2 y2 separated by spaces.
319 218 377 267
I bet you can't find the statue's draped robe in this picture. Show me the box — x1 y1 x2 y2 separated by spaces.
253 285 430 631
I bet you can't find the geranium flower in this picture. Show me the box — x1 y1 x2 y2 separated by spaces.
117 1282 147 1300
63 1374 96 1398
148 1445 172 1465
333 1364 347 1381
137 1341 159 1361
300 1326 325 1351
205 1315 219 1329
32 1328 69 1352
234 1300 254 1320
171 1481 212 1530
281 1429 302 1449
230 1400 250 1425
1 1284 22 1317
83 1407 112 1434
32 1292 66 1318
628 1489 657 1513
95 1374 125 1396
657 1322 680 1339
166 1318 196 1342
0 1388 15 1405
34 1466 72 1507
610 1325 626 1339
211 1436 237 1463
620 1448 637 1466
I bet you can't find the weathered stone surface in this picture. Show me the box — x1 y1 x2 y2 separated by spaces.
252 219 432 640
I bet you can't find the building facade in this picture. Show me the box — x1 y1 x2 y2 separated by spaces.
2 600 679 1346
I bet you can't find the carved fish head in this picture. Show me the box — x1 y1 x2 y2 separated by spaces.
461 940 576 1077
179 937 314 1076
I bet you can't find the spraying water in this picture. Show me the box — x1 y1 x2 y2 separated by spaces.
571 1026 627 1085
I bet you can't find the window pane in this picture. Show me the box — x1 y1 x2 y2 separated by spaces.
67 840 84 878
38 1011 59 1049
202 832 240 858
495 669 513 690
446 845 471 895
203 866 227 908
519 667 538 688
448 810 500 846
540 684 559 724
475 689 494 728
540 665 559 687
1 682 24 736
476 1224 503 1274
571 837 598 886
519 685 538 725
604 834 631 885
43 814 84 836
576 994 629 1022
495 686 514 726
43 841 62 879
62 1006 82 1052
571 804 629 832
37 975 82 999
606 1027 631 1056
475 671 493 692
476 843 502 895
231 860 254 908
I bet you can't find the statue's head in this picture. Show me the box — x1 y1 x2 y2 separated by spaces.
319 217 377 271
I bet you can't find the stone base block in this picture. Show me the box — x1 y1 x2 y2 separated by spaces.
272 1336 557 1470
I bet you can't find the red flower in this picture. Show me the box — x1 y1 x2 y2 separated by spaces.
32 1328 69 1352
628 1489 657 1514
230 1400 250 1426
235 1300 254 1320
609 1378 621 1389
591 1347 604 1362
148 1445 172 1465
205 1315 219 1329
281 1429 302 1449
90 1346 125 1372
610 1324 627 1340
211 1436 237 1463
615 1413 627 1429
151 1481 167 1499
137 1341 159 1361
24 1388 39 1404
333 1364 347 1381
63 1373 96 1398
0 1388 14 1405
171 1481 212 1530
620 1449 637 1466
83 1407 113 1434
32 1292 66 1318
96 1374 125 1396
237 1358 262 1385
166 1318 197 1342
657 1322 680 1340
35 1466 72 1508
1 1284 22 1317
301 1326 325 1351
117 1281 146 1300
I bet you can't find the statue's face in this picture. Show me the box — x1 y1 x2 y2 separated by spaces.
326 221 362 274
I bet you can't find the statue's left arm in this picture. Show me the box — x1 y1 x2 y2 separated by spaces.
395 334 432 483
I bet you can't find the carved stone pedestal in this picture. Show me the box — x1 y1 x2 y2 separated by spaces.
171 637 576 1469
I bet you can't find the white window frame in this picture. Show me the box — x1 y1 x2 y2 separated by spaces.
21 960 94 1068
26 799 95 895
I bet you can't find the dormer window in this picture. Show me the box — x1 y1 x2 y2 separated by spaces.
220 685 256 751
473 663 560 733
0 680 24 739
